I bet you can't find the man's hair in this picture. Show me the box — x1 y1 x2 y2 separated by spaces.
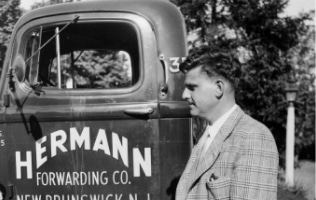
180 48 241 91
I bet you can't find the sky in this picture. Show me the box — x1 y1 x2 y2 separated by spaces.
284 0 315 18
20 0 315 16
20 0 41 10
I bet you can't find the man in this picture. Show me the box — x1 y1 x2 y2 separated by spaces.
176 50 279 200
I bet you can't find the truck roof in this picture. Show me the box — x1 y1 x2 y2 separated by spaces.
16 0 186 40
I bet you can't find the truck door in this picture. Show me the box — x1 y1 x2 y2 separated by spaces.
3 13 163 200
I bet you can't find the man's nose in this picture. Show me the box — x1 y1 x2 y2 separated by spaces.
182 88 189 100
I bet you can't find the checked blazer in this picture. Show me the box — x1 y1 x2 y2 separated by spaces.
176 106 279 200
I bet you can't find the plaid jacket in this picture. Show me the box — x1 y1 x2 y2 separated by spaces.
176 106 279 200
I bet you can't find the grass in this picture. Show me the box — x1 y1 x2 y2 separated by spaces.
278 184 308 200
278 160 315 200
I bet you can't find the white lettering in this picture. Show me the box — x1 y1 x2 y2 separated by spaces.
70 127 90 150
112 132 128 167
65 172 72 185
129 194 137 200
36 172 41 185
36 171 109 186
16 127 153 178
16 151 33 179
41 172 48 185
112 171 119 185
89 195 100 200
49 172 56 185
17 195 42 200
169 57 180 73
36 136 47 168
133 148 151 177
120 171 129 184
56 172 65 185
80 171 88 185
112 170 129 185
100 171 109 185
32 195 42 200
51 130 68 157
36 194 147 200
115 194 122 200
73 172 79 185
105 194 113 200
92 129 110 155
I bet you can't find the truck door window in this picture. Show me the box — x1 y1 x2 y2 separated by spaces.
49 49 132 89
22 21 139 89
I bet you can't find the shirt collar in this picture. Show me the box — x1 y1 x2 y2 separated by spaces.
207 104 237 136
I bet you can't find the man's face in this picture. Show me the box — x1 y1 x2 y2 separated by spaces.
182 66 218 119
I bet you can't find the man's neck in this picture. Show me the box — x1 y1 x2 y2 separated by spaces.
206 101 236 125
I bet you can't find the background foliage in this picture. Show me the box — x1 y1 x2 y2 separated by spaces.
171 0 315 163
0 0 22 75
49 50 132 89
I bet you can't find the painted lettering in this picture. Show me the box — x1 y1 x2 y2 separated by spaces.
17 194 149 200
112 170 129 185
36 171 109 186
36 136 47 168
15 127 152 179
169 57 186 73
92 129 110 155
17 195 42 200
70 127 90 150
16 151 33 179
133 148 151 177
0 130 4 147
51 130 68 158
112 132 128 167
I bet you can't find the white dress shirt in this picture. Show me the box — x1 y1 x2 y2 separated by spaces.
202 104 237 153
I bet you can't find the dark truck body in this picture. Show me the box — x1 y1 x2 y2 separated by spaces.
0 1 192 200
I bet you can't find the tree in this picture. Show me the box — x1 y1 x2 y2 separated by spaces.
288 13 315 160
173 0 314 162
48 50 132 89
0 0 22 75
30 0 77 10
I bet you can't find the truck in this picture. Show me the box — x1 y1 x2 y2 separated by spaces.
0 0 192 200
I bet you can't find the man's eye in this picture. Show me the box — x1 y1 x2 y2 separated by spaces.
187 86 195 91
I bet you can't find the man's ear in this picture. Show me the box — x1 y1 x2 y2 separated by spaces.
215 79 224 99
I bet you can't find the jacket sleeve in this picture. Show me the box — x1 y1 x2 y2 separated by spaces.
229 128 279 200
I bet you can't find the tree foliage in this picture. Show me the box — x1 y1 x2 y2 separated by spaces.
0 0 22 75
173 0 315 161
49 50 132 89
30 0 76 10
289 17 315 160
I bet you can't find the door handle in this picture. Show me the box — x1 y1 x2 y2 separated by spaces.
159 54 168 95
124 107 154 116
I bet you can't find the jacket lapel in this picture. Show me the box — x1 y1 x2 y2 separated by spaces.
193 106 245 183
176 129 208 200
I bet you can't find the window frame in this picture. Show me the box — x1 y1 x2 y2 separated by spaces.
12 13 149 97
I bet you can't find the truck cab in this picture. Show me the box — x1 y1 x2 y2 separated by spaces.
0 1 192 200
